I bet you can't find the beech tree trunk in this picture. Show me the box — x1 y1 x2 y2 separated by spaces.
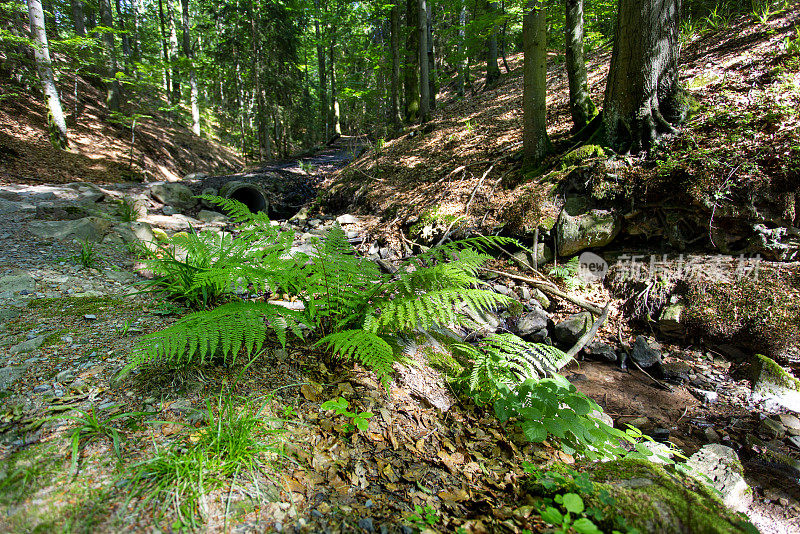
418 0 429 122
167 0 180 104
330 29 341 135
98 0 121 112
404 0 419 122
484 0 501 85
389 3 402 129
27 0 68 148
522 0 549 165
114 0 130 72
426 1 435 111
315 0 328 140
180 0 200 135
603 0 685 153
565 0 596 131
456 2 467 97
71 0 86 36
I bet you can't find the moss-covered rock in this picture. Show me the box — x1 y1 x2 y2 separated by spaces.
526 460 757 534
751 354 800 411
560 145 606 170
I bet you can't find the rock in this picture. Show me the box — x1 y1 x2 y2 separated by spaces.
658 302 685 336
758 418 785 440
662 361 691 384
336 214 359 225
56 370 75 384
514 307 549 340
586 342 617 363
555 197 621 256
0 270 36 298
511 244 554 269
183 172 208 181
162 205 177 216
690 388 718 406
28 217 112 242
789 436 800 451
631 336 663 369
33 384 51 393
553 312 592 347
686 444 752 512
588 409 614 427
751 354 800 412
9 335 46 355
357 518 374 532
0 365 27 391
114 221 156 245
141 214 201 232
196 210 229 224
775 413 800 436
640 440 674 463
0 198 24 215
704 427 721 443
464 307 502 336
148 183 198 211
199 188 219 208
531 288 550 309
35 203 95 220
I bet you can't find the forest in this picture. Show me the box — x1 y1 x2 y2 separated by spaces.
0 0 799 531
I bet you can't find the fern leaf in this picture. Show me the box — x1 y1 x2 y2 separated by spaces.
317 330 395 383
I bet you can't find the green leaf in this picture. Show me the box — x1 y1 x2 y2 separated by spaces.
573 517 603 534
540 506 564 525
321 397 349 414
562 493 585 514
521 420 547 442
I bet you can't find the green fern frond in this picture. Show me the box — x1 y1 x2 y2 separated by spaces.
459 333 571 403
317 330 395 383
125 301 304 375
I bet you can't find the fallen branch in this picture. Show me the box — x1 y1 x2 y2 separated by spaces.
482 268 604 315
464 163 495 216
630 359 674 392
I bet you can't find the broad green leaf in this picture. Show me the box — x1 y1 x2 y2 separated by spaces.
562 493 585 514
540 506 563 525
573 517 603 534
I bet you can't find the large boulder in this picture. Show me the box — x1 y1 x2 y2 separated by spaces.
511 244 554 269
631 336 663 369
750 354 800 412
148 182 198 211
514 306 550 341
28 217 112 242
686 444 752 512
658 301 685 337
555 197 621 256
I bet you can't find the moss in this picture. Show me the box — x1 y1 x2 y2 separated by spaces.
560 145 606 170
27 296 132 317
752 354 800 392
526 459 756 534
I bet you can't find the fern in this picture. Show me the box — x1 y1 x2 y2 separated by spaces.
317 330 396 381
457 333 572 404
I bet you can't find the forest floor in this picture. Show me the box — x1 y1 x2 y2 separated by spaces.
1 7 800 534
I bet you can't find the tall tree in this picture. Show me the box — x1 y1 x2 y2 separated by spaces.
418 0 429 122
27 0 68 148
314 0 328 140
565 0 595 130
114 0 131 71
167 0 180 104
389 2 402 129
484 0 501 85
71 0 86 36
330 25 341 135
98 0 121 112
455 0 467 97
158 0 171 98
522 0 548 165
180 0 200 135
426 0 435 110
404 0 419 122
603 0 685 152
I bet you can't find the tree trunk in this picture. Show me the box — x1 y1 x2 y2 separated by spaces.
314 0 328 141
389 3 402 129
180 0 200 135
485 0 501 85
71 0 86 36
132 0 141 62
27 0 68 148
522 0 549 165
167 0 180 105
404 0 419 122
603 0 685 153
426 1 436 111
158 0 170 97
114 0 130 72
330 34 341 135
565 0 596 131
98 0 121 112
418 0 429 122
456 2 467 97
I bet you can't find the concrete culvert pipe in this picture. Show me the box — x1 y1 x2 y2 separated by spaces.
218 181 269 214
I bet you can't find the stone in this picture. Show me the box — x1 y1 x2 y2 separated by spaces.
0 365 27 391
704 427 721 443
758 418 785 440
9 335 46 355
35 203 95 220
553 312 592 347
658 302 685 336
56 370 75 384
662 362 691 384
196 210 229 224
751 354 800 412
148 183 198 211
690 388 718 406
162 205 177 216
141 214 200 232
555 197 621 256
336 214 359 225
33 384 51 393
514 307 549 340
588 409 614 428
0 198 24 215
464 307 502 335
788 436 800 451
199 188 219 208
686 444 751 511
640 440 674 463
114 221 156 245
631 336 663 369
776 413 800 436
586 342 617 363
28 217 112 242
531 288 550 309
357 518 374 532
511 244 554 269
0 270 36 298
